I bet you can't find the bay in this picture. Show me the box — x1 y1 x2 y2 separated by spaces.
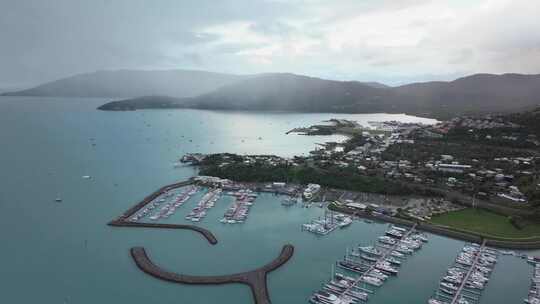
0 96 532 303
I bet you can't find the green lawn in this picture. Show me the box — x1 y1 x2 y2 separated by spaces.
431 208 540 239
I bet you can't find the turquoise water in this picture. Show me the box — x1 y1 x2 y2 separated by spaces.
0 96 532 303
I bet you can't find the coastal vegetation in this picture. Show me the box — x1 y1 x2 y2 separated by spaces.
199 155 411 195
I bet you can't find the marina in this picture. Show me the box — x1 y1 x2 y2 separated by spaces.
525 261 540 304
185 188 222 222
302 210 354 235
429 241 498 304
309 224 427 303
221 189 258 224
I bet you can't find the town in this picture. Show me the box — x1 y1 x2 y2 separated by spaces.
181 110 540 243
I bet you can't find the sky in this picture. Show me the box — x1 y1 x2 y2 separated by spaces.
0 0 539 88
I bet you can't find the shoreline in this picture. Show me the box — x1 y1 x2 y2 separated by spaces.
330 204 540 250
112 177 540 249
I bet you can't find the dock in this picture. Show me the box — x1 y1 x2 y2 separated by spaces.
429 240 498 304
130 244 294 304
342 224 417 296
108 179 218 245
449 240 488 304
110 179 195 222
310 224 426 303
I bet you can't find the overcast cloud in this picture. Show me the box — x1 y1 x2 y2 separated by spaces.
1 0 539 88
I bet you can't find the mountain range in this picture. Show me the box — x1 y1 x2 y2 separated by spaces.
1 69 245 98
4 69 540 119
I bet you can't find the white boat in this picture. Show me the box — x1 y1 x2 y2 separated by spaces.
428 299 448 304
359 246 381 256
361 276 383 287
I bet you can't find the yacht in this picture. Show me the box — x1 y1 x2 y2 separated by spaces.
378 236 397 245
338 217 353 228
391 251 405 258
312 291 349 304
385 257 401 266
428 299 448 304
440 282 457 291
359 246 381 256
361 254 378 262
375 262 398 275
361 276 383 287
386 229 403 238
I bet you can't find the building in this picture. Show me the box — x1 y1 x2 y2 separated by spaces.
436 164 472 174
303 183 321 199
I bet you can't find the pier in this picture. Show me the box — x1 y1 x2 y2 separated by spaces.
449 240 487 304
310 224 425 303
130 244 294 304
429 240 498 304
342 224 417 296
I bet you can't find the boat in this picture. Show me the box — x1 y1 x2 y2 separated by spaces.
375 262 398 275
395 245 413 254
338 217 353 228
413 233 429 242
457 297 470 304
391 251 405 258
368 269 389 281
386 229 403 238
312 291 352 304
385 257 401 266
378 236 397 245
440 282 457 291
428 299 448 304
359 246 381 256
361 276 383 287
344 289 368 301
440 287 455 295
337 261 367 273
361 254 378 262
390 225 407 232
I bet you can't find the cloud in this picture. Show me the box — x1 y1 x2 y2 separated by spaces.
0 0 539 86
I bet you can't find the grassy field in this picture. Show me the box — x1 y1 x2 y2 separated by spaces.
431 208 540 239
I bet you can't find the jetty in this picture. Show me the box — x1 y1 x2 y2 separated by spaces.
310 224 426 303
449 240 492 304
342 224 417 295
429 240 498 304
130 244 294 304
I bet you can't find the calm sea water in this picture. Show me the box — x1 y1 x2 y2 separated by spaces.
0 96 533 303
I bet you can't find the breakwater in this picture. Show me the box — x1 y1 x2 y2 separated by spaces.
108 221 218 245
131 244 294 304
